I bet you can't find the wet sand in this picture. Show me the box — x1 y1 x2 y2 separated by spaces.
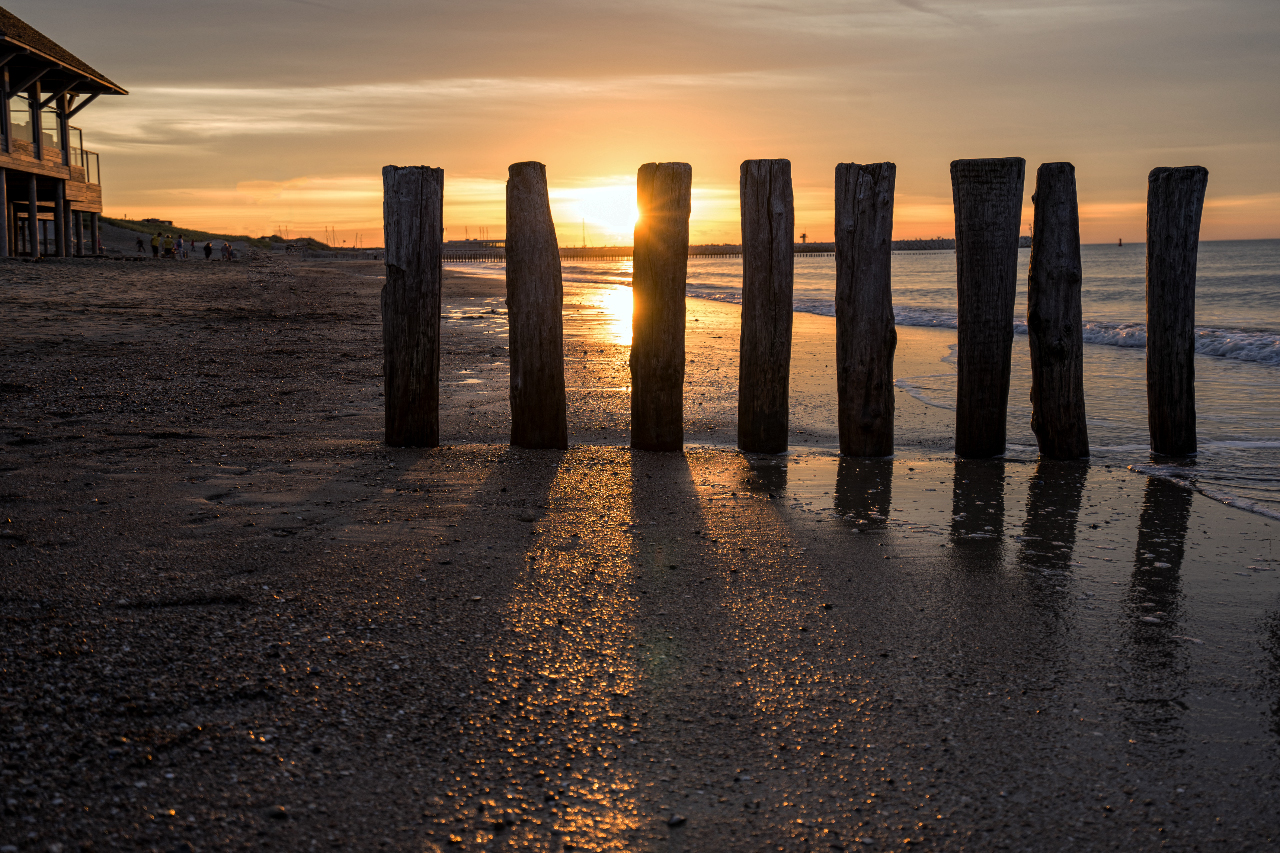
2 257 1279 852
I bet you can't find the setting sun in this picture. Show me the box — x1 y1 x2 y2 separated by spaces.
550 183 639 247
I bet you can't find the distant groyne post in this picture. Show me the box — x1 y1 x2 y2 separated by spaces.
1146 165 1208 456
951 157 1026 458
505 161 568 450
381 165 443 447
835 161 897 457
1027 162 1089 459
630 162 692 452
737 158 794 454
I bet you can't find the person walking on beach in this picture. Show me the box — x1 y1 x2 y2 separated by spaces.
203 241 213 260
150 232 161 258
135 236 144 257
176 234 185 260
162 233 175 258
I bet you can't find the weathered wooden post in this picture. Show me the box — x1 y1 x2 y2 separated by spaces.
951 157 1025 458
835 161 897 456
1027 162 1089 459
630 162 692 452
1147 166 1208 456
506 161 568 449
381 165 443 447
27 174 38 259
738 159 794 454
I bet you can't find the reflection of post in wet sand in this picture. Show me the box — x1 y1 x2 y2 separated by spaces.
1121 476 1193 736
1018 461 1088 609
949 459 1006 561
833 457 892 530
470 448 646 851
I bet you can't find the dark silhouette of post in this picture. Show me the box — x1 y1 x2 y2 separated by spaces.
630 162 691 452
738 159 794 454
1147 166 1208 456
951 157 1025 458
835 161 897 456
381 165 443 447
1028 162 1088 459
27 173 38 259
505 161 568 450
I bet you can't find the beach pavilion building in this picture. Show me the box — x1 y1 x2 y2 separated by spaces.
0 7 125 258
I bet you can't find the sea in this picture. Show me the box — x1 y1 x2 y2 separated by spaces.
448 239 1280 517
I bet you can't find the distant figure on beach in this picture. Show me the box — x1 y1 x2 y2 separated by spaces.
150 232 160 258
203 241 213 260
162 233 174 258
135 236 144 256
176 235 185 259
220 241 232 261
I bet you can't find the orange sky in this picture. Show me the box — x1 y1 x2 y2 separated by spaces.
21 0 1280 246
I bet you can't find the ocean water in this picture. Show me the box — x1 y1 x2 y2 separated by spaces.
447 239 1280 514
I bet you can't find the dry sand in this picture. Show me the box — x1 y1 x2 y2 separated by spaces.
2 256 1279 852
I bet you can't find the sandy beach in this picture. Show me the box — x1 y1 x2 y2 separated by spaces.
3 257 1279 852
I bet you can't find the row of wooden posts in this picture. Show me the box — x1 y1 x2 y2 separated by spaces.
381 158 1207 459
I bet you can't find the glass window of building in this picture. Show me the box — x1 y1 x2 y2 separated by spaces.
9 94 32 143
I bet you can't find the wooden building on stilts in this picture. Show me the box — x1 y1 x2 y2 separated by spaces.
0 7 125 258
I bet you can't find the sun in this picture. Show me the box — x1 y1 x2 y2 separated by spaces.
550 182 639 246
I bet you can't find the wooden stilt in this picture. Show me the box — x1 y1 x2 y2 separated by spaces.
381 165 444 448
835 161 897 457
950 157 1025 459
1027 162 1089 459
1146 166 1208 456
630 162 692 452
27 173 38 258
737 158 794 454
505 161 568 449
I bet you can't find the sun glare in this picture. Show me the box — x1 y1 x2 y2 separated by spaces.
551 184 639 246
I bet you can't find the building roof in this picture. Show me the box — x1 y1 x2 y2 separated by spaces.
0 6 125 95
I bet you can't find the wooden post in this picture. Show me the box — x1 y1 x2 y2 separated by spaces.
1146 166 1208 456
1027 162 1088 459
630 162 691 452
27 173 37 258
951 157 1025 458
505 161 567 449
0 167 7 258
90 212 99 256
53 180 65 257
835 161 897 456
381 165 443 447
738 158 793 454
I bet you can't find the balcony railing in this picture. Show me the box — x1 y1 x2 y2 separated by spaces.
67 146 99 184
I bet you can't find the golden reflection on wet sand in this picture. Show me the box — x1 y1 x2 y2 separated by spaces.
486 447 643 850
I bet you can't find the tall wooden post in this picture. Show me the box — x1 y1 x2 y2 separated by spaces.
951 157 1025 458
505 161 568 449
26 173 37 259
381 165 443 447
630 162 692 452
90 212 99 256
0 167 8 258
1146 166 1208 456
738 158 793 454
1027 162 1088 459
835 161 897 456
53 180 65 257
